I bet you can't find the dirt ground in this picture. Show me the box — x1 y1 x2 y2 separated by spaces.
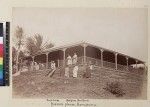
12 69 147 99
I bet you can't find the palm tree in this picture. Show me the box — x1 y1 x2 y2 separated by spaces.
14 26 24 73
12 46 17 66
12 46 26 73
26 34 54 56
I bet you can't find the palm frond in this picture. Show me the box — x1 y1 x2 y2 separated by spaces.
15 26 24 40
26 34 54 56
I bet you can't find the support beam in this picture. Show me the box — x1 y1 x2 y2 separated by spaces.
46 53 49 69
126 57 129 70
32 56 35 71
63 48 67 66
100 49 104 67
136 60 138 69
57 59 60 67
115 53 118 70
144 63 147 72
32 56 35 63
20 58 23 71
82 43 87 64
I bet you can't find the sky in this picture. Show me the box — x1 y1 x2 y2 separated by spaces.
12 8 148 62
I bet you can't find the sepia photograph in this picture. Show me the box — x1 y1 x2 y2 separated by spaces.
12 8 148 99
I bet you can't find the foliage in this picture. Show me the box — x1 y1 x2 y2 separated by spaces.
104 81 125 97
12 47 17 65
14 26 24 48
26 34 54 56
12 46 25 65
13 26 54 73
14 26 25 72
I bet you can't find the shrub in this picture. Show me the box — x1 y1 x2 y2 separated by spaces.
104 81 125 97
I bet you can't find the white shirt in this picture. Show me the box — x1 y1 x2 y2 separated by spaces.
67 56 72 65
51 62 56 70
72 54 77 64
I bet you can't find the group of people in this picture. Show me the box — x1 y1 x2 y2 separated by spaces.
66 53 78 66
65 53 94 79
13 52 94 79
30 62 45 71
47 53 78 78
25 52 93 79
65 53 78 78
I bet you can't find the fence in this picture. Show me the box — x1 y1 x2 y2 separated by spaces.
23 56 144 75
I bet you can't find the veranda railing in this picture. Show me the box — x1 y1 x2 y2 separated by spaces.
24 56 144 75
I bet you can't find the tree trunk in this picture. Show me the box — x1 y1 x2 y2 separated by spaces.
16 46 20 74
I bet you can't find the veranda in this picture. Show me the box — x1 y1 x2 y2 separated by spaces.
22 42 145 75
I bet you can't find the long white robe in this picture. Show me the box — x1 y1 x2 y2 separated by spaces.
73 66 78 78
65 67 69 77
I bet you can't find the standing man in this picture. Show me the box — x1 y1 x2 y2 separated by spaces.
72 53 78 65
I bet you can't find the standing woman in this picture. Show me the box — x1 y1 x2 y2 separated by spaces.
67 54 72 67
72 53 77 65
73 65 78 78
